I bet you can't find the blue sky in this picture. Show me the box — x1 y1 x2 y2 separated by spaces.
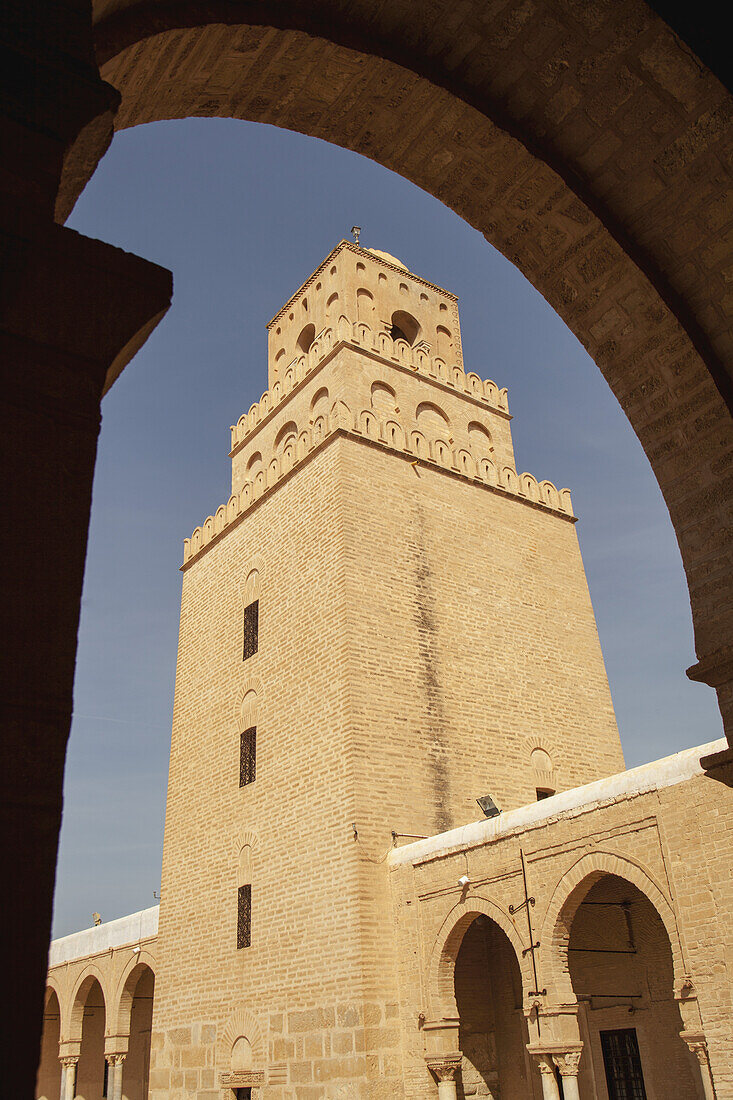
53 118 721 937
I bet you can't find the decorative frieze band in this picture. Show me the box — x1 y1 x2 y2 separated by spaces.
229 322 509 455
184 404 575 568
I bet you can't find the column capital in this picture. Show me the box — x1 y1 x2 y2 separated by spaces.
680 1031 709 1065
425 1054 462 1081
106 1052 126 1066
60 1056 78 1068
553 1049 582 1076
535 1054 557 1076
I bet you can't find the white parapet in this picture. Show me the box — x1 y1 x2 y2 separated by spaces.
49 905 159 966
388 739 728 867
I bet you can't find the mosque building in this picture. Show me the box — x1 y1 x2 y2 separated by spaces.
37 241 733 1100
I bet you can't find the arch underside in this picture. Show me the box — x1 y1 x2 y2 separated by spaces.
82 2 733 678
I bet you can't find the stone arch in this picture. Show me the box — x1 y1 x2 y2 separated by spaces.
238 558 263 609
356 287 374 323
390 309 421 346
217 1006 266 1071
111 955 157 1037
235 676 263 726
415 401 450 435
467 421 493 459
44 974 65 1033
540 851 685 1004
436 324 452 360
274 419 297 449
37 987 63 1100
233 829 260 862
297 323 315 353
69 971 108 1100
68 967 109 1043
310 386 329 416
371 380 397 416
427 896 533 1020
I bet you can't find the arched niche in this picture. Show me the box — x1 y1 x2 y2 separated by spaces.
371 380 398 417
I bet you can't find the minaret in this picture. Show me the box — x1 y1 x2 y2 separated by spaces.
149 240 624 1097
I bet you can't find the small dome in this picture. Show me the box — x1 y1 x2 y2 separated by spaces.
366 248 409 271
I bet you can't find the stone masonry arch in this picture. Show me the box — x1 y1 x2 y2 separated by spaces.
110 954 156 1038
65 2 733 739
44 976 66 1038
540 850 685 1005
428 896 534 1021
67 968 110 1044
216 1005 266 1072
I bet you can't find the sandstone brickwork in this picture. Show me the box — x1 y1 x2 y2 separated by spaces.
38 247 732 1100
390 741 732 1099
151 245 623 1098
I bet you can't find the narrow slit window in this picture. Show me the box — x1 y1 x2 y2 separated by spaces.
243 600 258 660
239 727 256 787
237 884 252 949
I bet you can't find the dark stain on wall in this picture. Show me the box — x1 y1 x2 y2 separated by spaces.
410 503 453 834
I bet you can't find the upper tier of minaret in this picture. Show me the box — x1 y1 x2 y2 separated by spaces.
266 239 463 388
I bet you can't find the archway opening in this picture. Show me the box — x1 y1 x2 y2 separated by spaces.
36 989 61 1100
565 874 702 1100
297 323 316 353
75 978 106 1100
123 965 155 1100
390 309 420 346
453 915 535 1098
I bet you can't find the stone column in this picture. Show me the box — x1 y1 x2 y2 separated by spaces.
533 1054 561 1100
426 1055 462 1099
553 1050 582 1100
681 1033 716 1100
60 1057 78 1100
112 1054 126 1100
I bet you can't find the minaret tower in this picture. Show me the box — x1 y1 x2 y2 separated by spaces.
149 241 624 1097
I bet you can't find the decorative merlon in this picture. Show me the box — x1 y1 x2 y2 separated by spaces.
229 321 509 455
184 406 574 568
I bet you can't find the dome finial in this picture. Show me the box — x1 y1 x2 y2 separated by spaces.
351 225 362 246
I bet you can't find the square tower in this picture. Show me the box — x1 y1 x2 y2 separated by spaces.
150 241 624 1098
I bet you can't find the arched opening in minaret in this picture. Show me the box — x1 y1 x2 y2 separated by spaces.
453 915 535 1098
36 989 61 1100
297 323 315 353
390 309 420 346
560 874 703 1099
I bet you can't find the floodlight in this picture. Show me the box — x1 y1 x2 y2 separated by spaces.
476 794 501 818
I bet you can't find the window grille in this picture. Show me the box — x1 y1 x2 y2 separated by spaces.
239 727 256 787
600 1028 647 1100
243 600 259 660
237 884 252 949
